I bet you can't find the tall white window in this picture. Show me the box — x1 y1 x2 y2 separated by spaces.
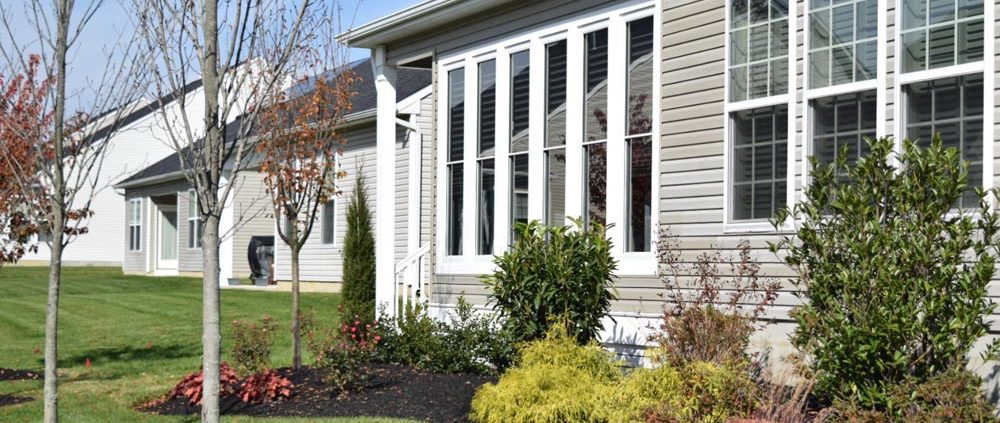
544 40 567 227
187 190 201 249
321 200 335 244
899 0 985 209
446 68 465 256
625 16 654 252
583 28 608 227
478 59 496 255
509 50 530 241
435 3 659 273
128 198 142 251
728 0 791 223
729 0 789 101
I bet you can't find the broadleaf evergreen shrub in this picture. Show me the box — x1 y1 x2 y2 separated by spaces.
770 136 1000 408
375 298 514 374
483 218 618 344
341 172 376 321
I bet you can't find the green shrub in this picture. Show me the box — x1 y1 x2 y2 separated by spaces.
484 218 618 344
231 316 278 376
470 324 621 423
302 311 381 393
341 172 376 321
640 361 759 423
831 368 1000 423
375 298 514 375
471 324 760 423
771 136 1000 407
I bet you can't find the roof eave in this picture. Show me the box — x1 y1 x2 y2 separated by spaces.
338 0 505 49
114 170 186 190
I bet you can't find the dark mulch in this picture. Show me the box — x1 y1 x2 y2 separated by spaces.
0 394 33 407
0 368 40 382
140 363 495 422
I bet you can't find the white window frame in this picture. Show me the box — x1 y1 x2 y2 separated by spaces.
434 0 660 275
128 198 142 252
187 189 201 250
892 0 994 197
723 0 797 233
321 200 335 245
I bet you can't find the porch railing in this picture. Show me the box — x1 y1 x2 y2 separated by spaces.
393 243 430 316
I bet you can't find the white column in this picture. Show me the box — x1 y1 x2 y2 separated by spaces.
373 45 398 317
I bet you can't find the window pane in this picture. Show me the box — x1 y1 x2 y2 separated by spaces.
584 143 607 226
321 201 334 244
900 0 983 73
448 68 465 162
545 149 566 226
812 91 877 167
478 159 495 255
627 137 652 252
628 17 654 136
510 51 530 153
732 0 749 28
447 164 463 255
905 74 984 209
809 0 878 88
731 0 787 100
902 30 927 72
510 154 529 242
732 105 788 221
545 40 568 147
585 29 609 142
478 60 496 157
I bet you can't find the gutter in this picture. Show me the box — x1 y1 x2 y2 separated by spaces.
114 170 186 190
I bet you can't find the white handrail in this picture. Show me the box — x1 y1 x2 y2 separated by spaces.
394 243 430 317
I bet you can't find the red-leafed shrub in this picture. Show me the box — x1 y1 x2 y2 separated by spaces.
239 370 294 404
167 362 239 405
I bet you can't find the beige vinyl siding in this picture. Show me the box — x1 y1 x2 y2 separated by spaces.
230 171 271 280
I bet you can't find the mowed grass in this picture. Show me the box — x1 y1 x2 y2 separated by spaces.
0 266 414 423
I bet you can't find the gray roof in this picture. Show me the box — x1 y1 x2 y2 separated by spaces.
117 60 430 189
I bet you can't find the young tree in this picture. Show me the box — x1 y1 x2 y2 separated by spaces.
258 67 357 370
0 3 145 422
133 1 319 420
341 172 375 320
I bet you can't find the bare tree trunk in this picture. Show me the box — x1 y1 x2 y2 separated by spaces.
291 243 301 369
43 219 64 423
44 2 71 422
200 214 221 423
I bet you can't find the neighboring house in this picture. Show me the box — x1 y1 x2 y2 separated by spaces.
113 121 273 282
19 81 206 267
271 59 432 292
340 0 999 376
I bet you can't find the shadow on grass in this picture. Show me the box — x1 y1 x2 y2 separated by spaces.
49 343 198 369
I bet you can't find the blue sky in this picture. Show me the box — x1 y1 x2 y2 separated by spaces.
1 0 422 110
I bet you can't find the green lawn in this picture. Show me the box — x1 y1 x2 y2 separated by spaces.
0 267 414 423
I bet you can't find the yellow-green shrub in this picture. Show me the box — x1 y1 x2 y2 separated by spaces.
642 361 759 423
471 324 760 423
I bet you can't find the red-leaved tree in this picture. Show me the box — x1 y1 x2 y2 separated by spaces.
258 67 357 369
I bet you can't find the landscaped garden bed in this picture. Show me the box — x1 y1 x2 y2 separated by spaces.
140 363 492 421
0 368 40 382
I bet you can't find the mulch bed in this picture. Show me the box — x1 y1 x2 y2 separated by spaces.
0 368 40 382
0 394 33 407
140 363 495 422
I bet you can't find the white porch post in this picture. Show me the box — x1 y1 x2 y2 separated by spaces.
373 45 398 317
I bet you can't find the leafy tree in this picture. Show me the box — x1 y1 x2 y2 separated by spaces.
484 219 618 344
341 172 375 321
770 136 1000 408
259 65 357 370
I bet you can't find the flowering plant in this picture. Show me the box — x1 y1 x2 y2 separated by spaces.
303 310 382 394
